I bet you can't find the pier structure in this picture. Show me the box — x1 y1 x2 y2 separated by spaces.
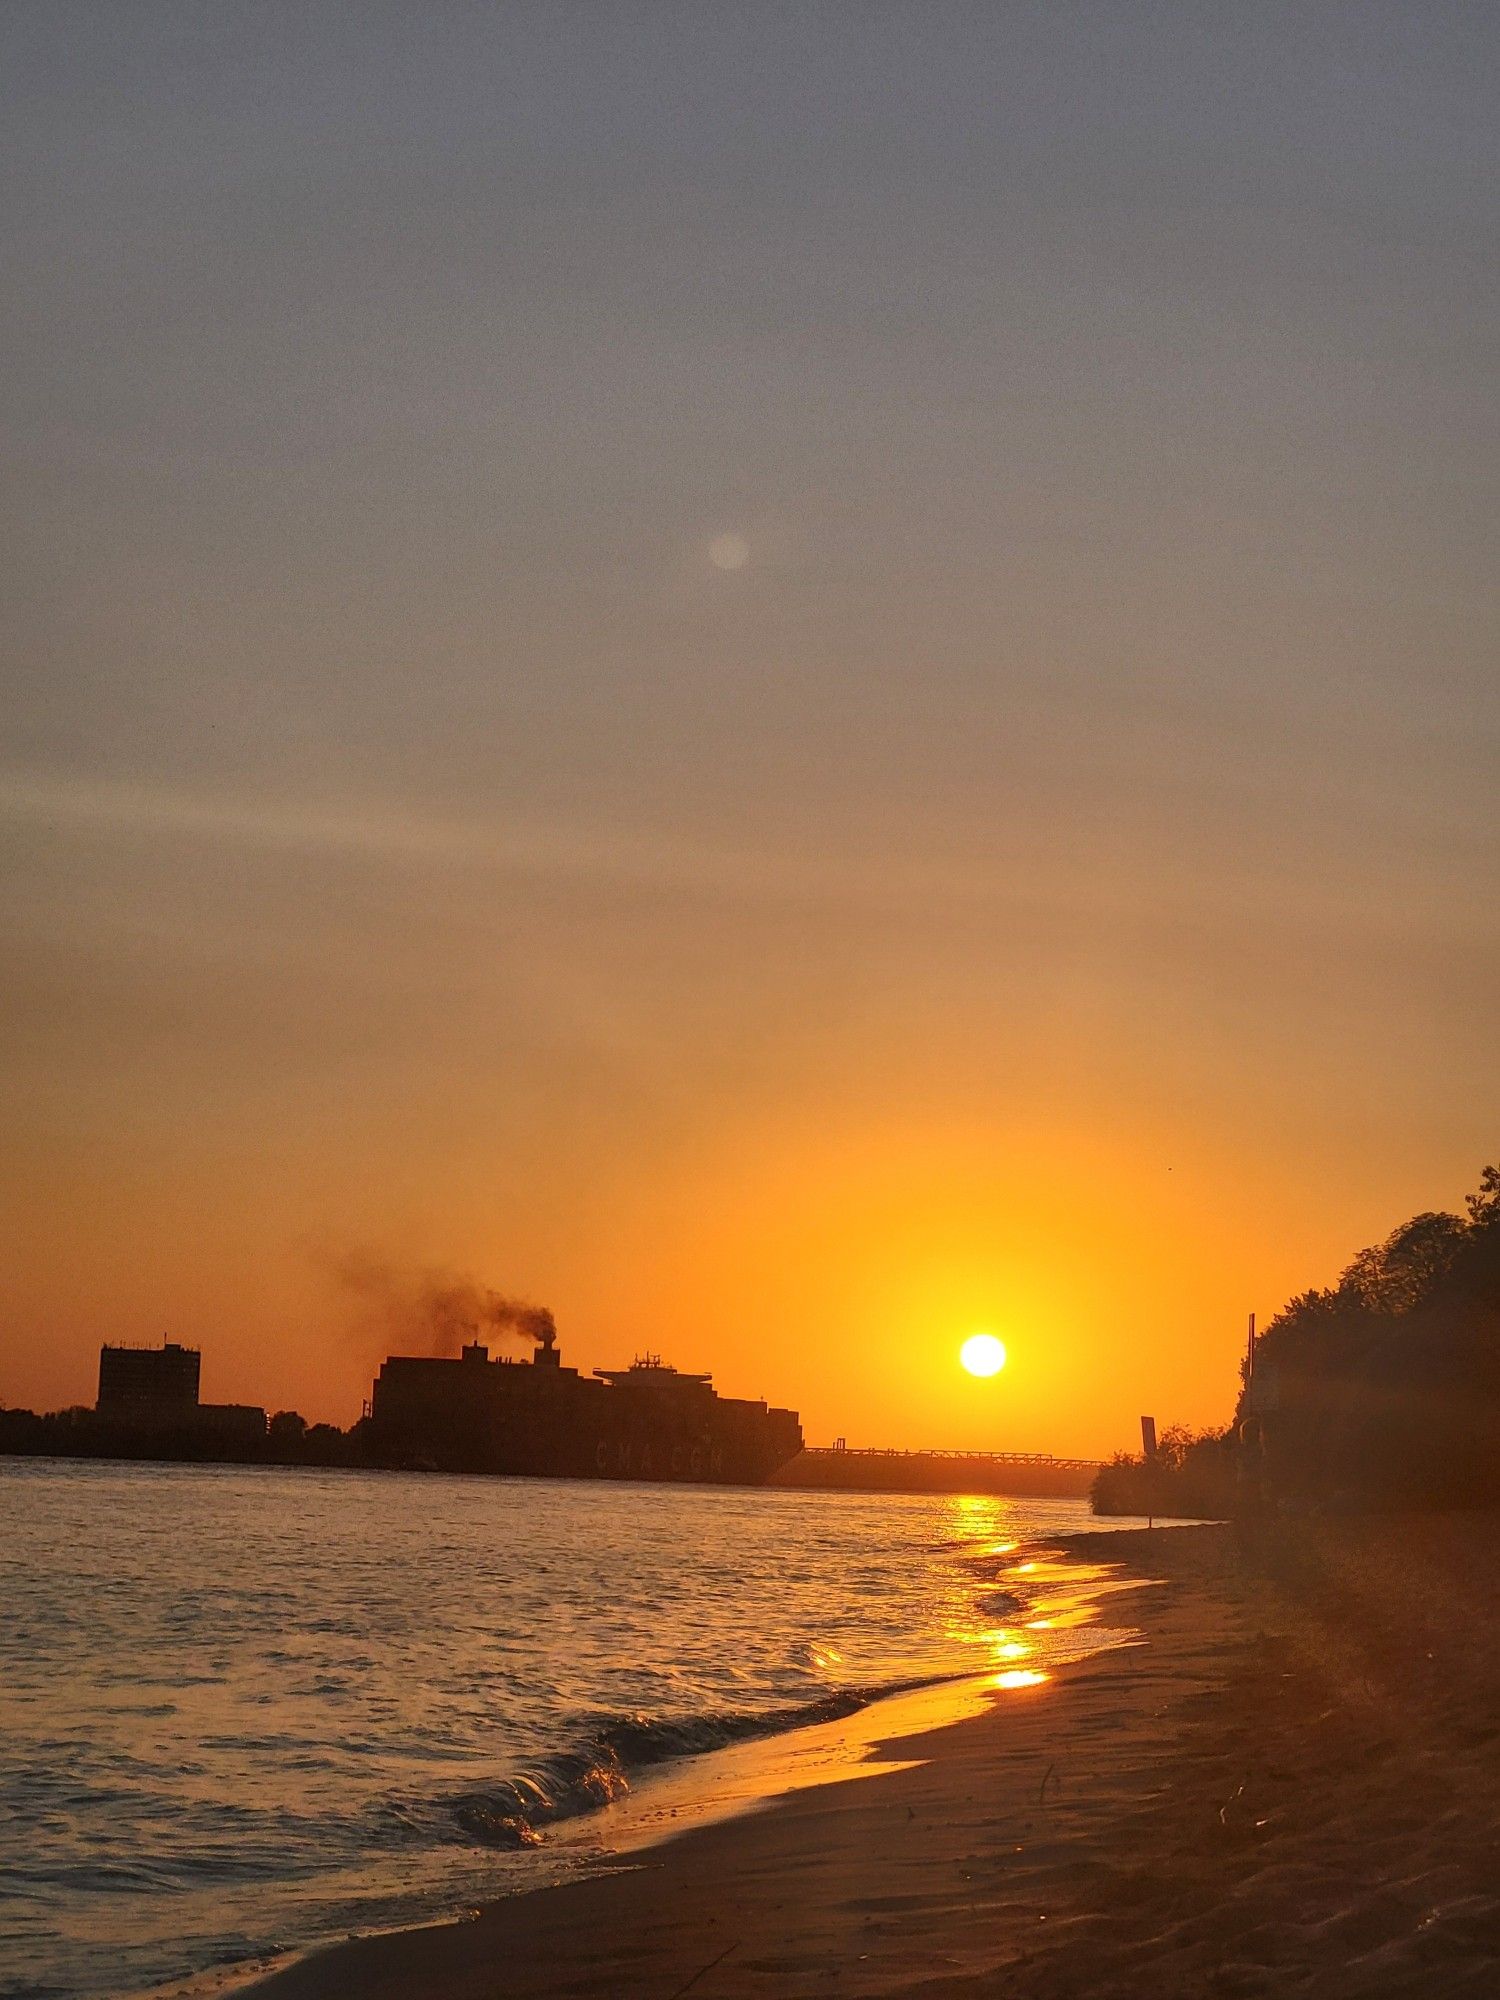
772 1443 1101 1498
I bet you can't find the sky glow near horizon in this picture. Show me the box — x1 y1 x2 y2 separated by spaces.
1 3 1496 1453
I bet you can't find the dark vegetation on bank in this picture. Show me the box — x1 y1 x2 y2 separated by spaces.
1091 1422 1240 1520
1093 1164 1500 1519
0 1405 372 1470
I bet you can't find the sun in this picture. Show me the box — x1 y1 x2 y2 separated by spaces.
960 1333 1007 1378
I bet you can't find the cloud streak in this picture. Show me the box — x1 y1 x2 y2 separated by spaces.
1 764 1486 952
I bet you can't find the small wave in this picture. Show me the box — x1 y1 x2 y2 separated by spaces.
442 1673 963 1849
970 1584 1022 1615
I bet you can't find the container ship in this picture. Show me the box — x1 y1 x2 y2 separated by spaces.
367 1323 803 1485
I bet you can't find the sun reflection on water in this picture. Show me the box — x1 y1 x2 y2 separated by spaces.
933 1494 1145 1694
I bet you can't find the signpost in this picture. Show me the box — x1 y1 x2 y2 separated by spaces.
1140 1415 1157 1532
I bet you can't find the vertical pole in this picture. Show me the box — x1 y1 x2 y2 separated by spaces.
1141 1415 1157 1534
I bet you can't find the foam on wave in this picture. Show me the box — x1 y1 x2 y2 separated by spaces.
442 1673 965 1848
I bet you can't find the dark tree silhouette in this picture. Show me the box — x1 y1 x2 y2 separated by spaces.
1095 1164 1500 1516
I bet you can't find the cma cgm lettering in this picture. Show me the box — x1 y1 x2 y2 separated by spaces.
368 1327 802 1487
592 1437 728 1480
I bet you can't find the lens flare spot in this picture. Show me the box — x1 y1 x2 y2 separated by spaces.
708 532 750 570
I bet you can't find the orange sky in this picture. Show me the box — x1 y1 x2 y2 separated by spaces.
2 8 1496 1456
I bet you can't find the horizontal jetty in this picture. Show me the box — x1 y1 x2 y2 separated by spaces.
771 1444 1100 1499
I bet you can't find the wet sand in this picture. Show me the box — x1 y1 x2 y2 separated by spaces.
246 1516 1500 1999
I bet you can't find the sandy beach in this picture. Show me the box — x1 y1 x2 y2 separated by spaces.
244 1515 1500 1999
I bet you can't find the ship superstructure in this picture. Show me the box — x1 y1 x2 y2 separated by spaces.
368 1326 802 1485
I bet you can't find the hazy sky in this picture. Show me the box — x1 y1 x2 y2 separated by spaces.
3 3 1496 1452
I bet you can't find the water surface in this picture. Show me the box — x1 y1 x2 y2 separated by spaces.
0 1459 1141 1998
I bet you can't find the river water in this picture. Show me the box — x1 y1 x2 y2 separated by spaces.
0 1458 1144 1999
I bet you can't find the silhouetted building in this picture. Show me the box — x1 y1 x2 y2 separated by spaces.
97 1340 201 1414
189 1402 269 1445
369 1327 802 1485
94 1340 266 1444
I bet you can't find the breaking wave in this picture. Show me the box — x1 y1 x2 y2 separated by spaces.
439 1675 965 1848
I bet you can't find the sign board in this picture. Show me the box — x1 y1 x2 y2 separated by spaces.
1243 1363 1279 1415
1140 1415 1157 1458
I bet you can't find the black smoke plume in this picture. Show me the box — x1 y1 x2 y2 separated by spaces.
322 1250 555 1359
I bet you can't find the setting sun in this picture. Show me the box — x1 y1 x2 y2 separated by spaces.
960 1334 1007 1378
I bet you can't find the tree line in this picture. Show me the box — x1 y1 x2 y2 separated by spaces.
0 1404 368 1469
1093 1165 1500 1517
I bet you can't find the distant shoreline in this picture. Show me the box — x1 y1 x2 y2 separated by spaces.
0 1437 1101 1498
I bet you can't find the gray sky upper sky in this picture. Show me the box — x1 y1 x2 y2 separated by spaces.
2 4 1496 1440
